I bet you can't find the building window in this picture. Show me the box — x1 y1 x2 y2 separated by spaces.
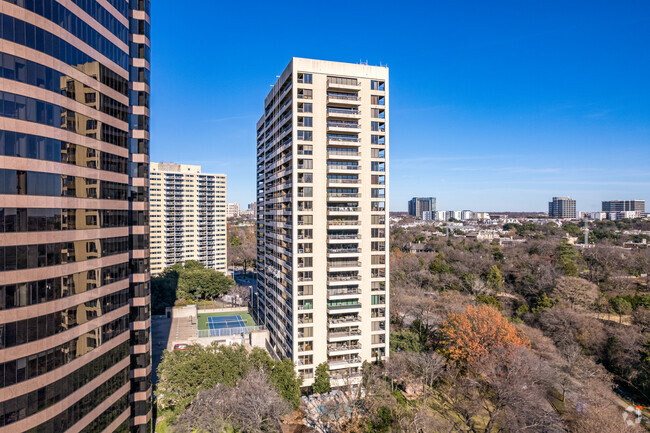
371 80 385 91
298 73 312 84
297 131 312 141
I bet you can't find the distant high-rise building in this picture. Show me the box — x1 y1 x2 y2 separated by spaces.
0 0 151 430
254 58 390 386
602 200 645 215
150 163 227 274
549 197 577 218
227 202 241 218
408 197 437 219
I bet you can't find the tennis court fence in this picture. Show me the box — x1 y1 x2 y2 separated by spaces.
198 325 264 338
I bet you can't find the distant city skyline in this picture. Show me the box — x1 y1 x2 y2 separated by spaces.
150 1 649 211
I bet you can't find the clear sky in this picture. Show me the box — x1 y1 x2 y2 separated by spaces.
150 0 649 212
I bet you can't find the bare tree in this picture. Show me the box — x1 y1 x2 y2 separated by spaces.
552 276 599 310
173 369 291 433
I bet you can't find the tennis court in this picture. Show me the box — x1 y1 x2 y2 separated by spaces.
207 315 246 330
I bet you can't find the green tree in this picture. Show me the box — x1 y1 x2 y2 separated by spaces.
558 240 580 277
312 362 331 394
611 296 633 323
390 329 424 353
486 265 503 292
532 293 554 314
268 358 302 409
177 267 235 300
476 294 502 311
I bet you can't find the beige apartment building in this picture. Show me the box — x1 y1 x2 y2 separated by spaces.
150 163 227 274
253 58 389 386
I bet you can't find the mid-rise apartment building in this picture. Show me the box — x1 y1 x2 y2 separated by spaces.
408 197 436 219
0 0 152 431
227 202 240 218
253 58 389 385
602 200 645 215
549 196 577 219
150 163 227 274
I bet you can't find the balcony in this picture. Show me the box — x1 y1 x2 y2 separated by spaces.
327 302 362 313
328 315 362 327
327 193 361 201
327 206 361 216
327 135 361 145
327 274 361 283
327 93 361 105
328 329 362 340
328 358 362 370
327 107 361 119
327 121 361 133
328 343 362 354
327 165 361 174
327 178 361 187
328 287 362 299
327 150 361 159
328 234 360 241
327 220 361 230
327 77 362 91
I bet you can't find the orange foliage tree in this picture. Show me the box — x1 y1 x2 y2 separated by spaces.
440 304 529 365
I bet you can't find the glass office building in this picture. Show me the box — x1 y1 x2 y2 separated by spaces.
0 0 152 431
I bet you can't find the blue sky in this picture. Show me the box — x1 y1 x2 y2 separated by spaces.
150 0 649 212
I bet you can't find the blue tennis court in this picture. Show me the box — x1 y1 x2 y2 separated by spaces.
207 314 246 330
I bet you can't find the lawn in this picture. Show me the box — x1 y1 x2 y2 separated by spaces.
197 310 256 330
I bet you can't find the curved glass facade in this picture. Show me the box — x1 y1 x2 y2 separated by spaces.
0 0 151 431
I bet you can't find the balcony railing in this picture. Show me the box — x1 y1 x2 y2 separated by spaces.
328 150 360 157
328 316 362 325
327 93 360 101
329 329 362 338
328 193 361 198
328 261 361 269
327 275 361 282
327 121 360 129
327 207 361 212
328 220 360 226
328 343 362 352
328 287 362 296
328 234 360 240
327 165 361 171
327 136 361 143
328 107 360 115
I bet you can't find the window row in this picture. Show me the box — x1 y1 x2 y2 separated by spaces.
0 53 129 122
0 261 129 310
0 91 128 147
1 130 128 174
0 169 130 200
71 0 129 42
0 235 129 272
80 394 129 433
3 2 128 69
0 314 128 390
0 288 129 349
0 207 131 233
0 341 129 424
0 14 129 94
19 367 130 432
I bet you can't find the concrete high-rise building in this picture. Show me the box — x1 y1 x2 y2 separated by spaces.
150 163 227 274
253 58 390 385
408 197 437 219
0 0 151 431
549 197 577 219
602 200 645 215
226 202 240 218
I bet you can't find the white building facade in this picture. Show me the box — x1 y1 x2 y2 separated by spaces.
254 58 390 385
150 163 227 274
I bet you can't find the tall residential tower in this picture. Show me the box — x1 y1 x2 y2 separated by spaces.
0 0 152 431
150 163 227 274
254 58 389 386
